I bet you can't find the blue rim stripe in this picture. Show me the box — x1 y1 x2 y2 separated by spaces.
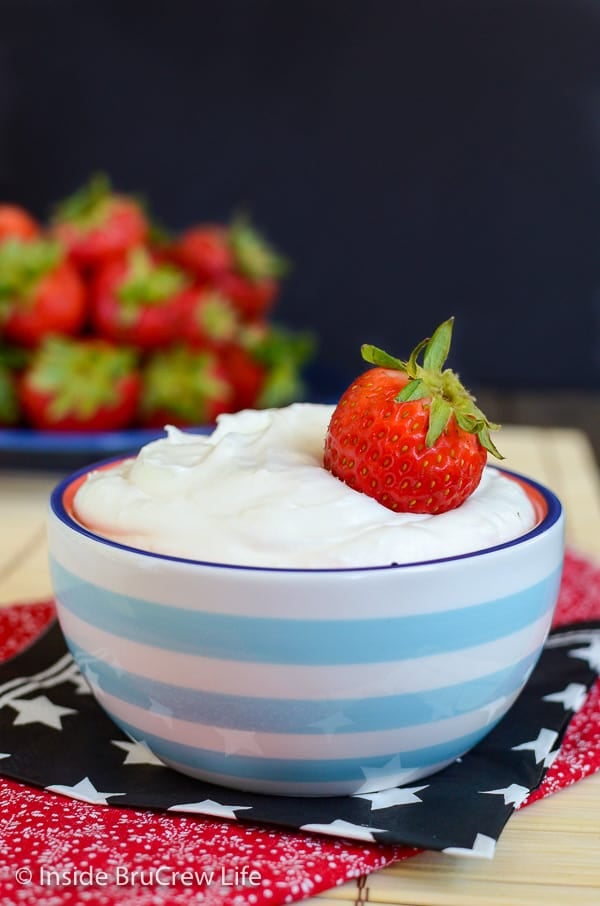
108 716 490 783
52 559 561 664
65 635 537 732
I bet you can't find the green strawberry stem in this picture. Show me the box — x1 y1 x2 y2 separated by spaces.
141 346 231 423
52 173 114 229
117 248 189 312
0 238 63 315
30 337 139 420
362 317 503 458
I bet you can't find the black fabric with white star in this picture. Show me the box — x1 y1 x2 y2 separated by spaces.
1 619 599 855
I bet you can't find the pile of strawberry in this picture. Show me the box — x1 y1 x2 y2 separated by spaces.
0 175 313 431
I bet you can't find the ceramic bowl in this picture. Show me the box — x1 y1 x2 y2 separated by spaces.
47 462 564 797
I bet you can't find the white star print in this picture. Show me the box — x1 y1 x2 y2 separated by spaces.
8 695 77 730
46 776 126 805
543 683 588 712
443 833 496 858
309 711 354 733
299 818 387 843
512 728 558 763
111 739 165 766
569 637 600 672
482 695 511 724
353 784 429 810
480 783 530 807
214 727 263 756
0 753 10 760
543 748 561 768
167 799 252 820
359 754 403 785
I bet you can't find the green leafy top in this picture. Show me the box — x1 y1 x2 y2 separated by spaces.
0 238 62 313
117 248 189 315
194 291 239 343
243 324 316 408
141 346 232 423
361 317 503 458
51 173 116 230
29 336 139 421
229 214 290 282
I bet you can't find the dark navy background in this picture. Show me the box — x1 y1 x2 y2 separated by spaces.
1 0 600 390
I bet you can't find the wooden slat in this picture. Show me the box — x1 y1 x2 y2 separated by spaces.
0 470 58 605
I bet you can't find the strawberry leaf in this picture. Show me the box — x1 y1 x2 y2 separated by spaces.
141 346 231 423
423 317 454 371
117 248 188 312
395 379 429 402
425 396 453 446
52 173 113 229
0 238 62 304
29 337 139 420
361 344 407 371
229 214 289 282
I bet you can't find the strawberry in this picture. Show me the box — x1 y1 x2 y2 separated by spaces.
170 224 233 281
0 205 39 242
0 238 87 347
239 322 315 409
323 318 502 515
222 214 289 320
90 246 192 350
51 173 148 269
139 345 233 427
179 286 241 350
18 336 141 432
218 343 266 411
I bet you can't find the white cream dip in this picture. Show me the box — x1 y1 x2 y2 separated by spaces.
73 403 536 568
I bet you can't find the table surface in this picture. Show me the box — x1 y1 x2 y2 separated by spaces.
1 425 599 906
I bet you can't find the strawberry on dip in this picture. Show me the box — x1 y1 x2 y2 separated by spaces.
324 317 502 515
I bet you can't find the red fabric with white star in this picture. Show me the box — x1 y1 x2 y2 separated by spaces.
0 548 599 906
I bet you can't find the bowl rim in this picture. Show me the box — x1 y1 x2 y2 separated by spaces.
49 453 563 575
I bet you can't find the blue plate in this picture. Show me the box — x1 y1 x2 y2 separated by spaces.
0 425 211 471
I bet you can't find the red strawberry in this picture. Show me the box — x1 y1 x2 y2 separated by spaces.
0 205 40 242
139 345 233 428
51 173 148 268
180 286 240 350
90 246 191 350
235 322 315 409
170 225 233 281
18 337 141 432
218 343 266 411
323 318 502 515
0 238 87 347
222 215 288 320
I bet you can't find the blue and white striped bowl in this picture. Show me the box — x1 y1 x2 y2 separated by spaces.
48 462 564 797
